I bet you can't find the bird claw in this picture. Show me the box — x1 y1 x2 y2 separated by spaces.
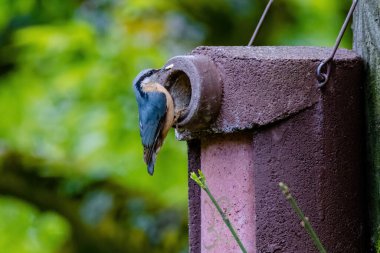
173 108 187 124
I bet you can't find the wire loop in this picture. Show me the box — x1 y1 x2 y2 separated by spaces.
316 60 331 88
316 0 358 88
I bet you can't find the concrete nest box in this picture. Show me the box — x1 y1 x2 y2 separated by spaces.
161 46 366 253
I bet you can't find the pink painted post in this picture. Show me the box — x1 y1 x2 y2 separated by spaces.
201 134 255 252
158 46 367 253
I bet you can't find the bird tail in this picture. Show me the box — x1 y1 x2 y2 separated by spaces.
147 153 157 176
147 162 154 176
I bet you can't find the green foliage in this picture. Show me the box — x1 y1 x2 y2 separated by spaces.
0 1 187 206
0 197 70 253
0 0 352 252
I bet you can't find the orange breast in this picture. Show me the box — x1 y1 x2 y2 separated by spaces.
142 82 174 138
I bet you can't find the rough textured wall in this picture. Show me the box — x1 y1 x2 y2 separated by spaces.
177 46 365 252
353 0 380 250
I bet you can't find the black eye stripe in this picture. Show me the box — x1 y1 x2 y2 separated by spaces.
137 70 156 85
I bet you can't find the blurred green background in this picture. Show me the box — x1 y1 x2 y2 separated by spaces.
0 0 352 252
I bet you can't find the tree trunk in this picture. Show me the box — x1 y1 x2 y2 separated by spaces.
353 0 380 250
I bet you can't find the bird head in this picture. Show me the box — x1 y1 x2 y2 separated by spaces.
133 68 161 95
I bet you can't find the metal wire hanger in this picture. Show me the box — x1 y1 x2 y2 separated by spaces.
247 0 359 88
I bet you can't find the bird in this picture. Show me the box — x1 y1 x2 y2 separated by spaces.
133 68 174 175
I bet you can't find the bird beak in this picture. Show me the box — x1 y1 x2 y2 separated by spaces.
164 64 174 71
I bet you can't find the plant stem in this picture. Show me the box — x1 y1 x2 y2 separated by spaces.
279 182 327 253
203 185 248 253
190 170 248 253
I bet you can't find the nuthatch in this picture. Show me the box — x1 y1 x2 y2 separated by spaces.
133 68 174 175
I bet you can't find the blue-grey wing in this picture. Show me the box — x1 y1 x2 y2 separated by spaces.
137 92 167 162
